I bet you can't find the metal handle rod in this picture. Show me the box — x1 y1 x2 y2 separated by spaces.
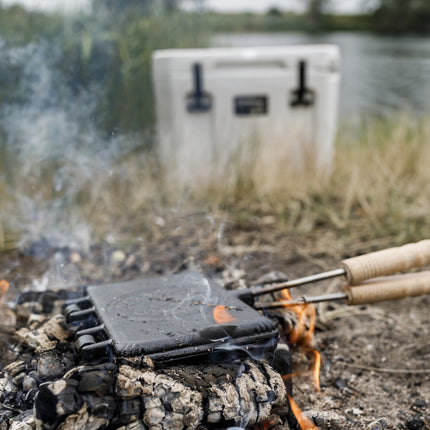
251 268 346 297
255 270 430 308
248 240 430 300
254 292 348 309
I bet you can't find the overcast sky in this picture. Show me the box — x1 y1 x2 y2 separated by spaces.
0 0 363 14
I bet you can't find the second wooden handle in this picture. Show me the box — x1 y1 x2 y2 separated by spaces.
343 271 430 305
341 240 430 285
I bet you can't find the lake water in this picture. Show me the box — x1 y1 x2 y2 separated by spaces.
212 32 430 119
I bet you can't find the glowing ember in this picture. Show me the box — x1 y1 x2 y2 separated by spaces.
213 305 237 324
288 395 319 430
0 279 9 302
253 418 276 429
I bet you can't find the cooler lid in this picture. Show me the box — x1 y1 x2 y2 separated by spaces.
152 45 340 73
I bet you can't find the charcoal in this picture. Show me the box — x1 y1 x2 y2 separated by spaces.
334 376 347 392
405 415 425 430
8 410 35 430
64 362 118 381
369 417 388 430
77 369 116 396
272 344 292 376
81 393 117 420
20 370 39 395
23 388 38 410
55 404 109 430
117 398 142 423
39 292 65 314
162 360 286 428
254 413 285 430
0 410 14 426
309 409 348 429
36 352 67 381
115 420 147 430
34 379 83 428
412 399 428 410
15 303 44 325
143 406 165 427
15 329 52 352
32 358 287 429
0 377 17 401
0 335 20 367
4 291 291 429
16 315 70 353
4 362 27 378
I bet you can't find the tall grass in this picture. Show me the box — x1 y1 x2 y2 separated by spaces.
163 112 430 243
2 112 429 250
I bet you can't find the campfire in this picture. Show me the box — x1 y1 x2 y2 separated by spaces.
1 240 430 429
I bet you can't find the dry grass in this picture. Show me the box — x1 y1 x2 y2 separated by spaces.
1 112 430 250
195 112 430 242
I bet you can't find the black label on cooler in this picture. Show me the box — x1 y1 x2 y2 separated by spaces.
234 95 268 116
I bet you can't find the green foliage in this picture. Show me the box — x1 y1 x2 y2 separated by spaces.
0 5 210 136
203 11 311 33
370 0 430 33
0 5 62 45
57 9 210 134
266 7 282 17
306 0 328 30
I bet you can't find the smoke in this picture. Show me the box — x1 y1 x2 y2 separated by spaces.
0 38 141 251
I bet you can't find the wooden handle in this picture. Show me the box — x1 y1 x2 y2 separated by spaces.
341 240 430 285
343 271 430 305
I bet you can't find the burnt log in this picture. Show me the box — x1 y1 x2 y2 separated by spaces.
2 284 295 429
34 358 287 430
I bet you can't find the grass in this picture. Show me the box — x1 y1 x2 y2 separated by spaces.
227 112 430 244
150 111 430 245
3 112 429 251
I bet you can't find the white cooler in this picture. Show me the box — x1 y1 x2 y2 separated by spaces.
152 46 340 187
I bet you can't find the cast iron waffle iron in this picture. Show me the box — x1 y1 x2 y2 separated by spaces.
64 273 279 365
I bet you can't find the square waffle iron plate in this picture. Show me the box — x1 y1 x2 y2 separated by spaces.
70 273 278 364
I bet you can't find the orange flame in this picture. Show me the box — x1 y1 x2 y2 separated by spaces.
288 395 319 430
311 349 321 392
0 279 9 302
280 288 321 391
213 305 236 324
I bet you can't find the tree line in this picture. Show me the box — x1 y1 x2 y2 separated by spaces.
305 0 430 33
94 0 430 34
370 0 430 33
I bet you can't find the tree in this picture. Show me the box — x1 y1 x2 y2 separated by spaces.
93 0 179 14
370 0 430 33
306 0 329 30
267 7 282 17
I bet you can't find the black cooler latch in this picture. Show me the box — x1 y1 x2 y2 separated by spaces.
290 60 315 107
187 63 212 113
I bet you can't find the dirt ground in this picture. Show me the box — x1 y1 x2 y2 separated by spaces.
1 210 429 429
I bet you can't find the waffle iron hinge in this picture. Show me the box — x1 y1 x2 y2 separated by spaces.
64 295 112 361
